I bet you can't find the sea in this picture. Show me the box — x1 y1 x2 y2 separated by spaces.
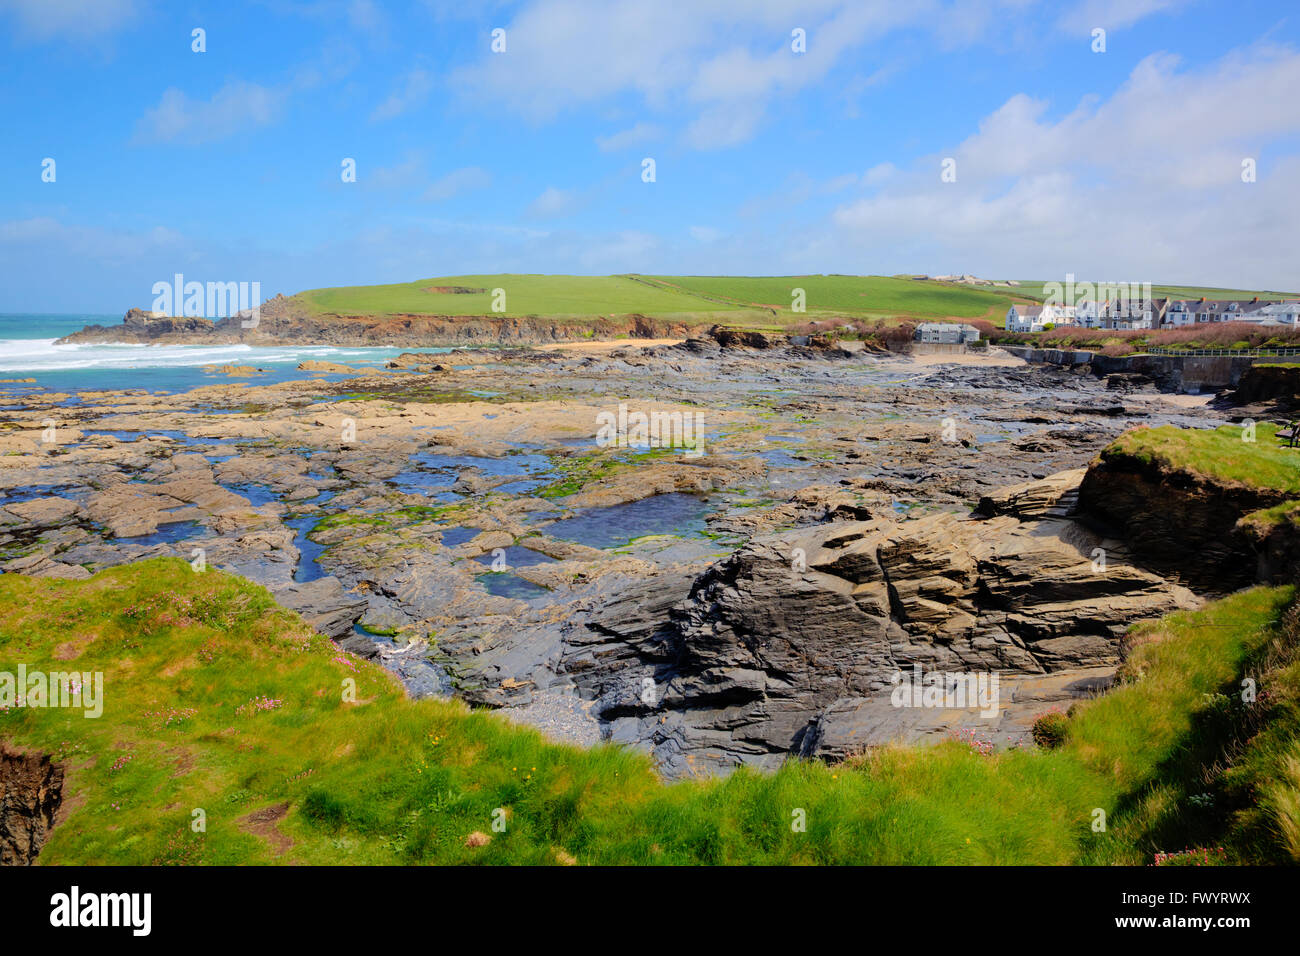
0 313 453 396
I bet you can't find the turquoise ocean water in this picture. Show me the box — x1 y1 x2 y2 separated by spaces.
0 314 451 395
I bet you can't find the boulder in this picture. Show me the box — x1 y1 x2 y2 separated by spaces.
297 360 359 374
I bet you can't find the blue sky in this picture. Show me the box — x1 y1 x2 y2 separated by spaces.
2 0 1299 312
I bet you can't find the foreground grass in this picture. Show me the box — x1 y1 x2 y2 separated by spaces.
1102 423 1300 494
1074 588 1300 863
1 561 1296 864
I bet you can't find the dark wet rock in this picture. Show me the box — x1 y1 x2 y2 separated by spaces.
541 508 1196 776
710 327 777 349
56 309 218 344
788 344 856 360
274 577 367 638
1066 403 1129 417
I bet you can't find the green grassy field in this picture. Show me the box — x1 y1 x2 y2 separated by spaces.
3 557 1297 865
1103 423 1300 494
291 273 1025 327
289 274 1297 333
640 275 1021 320
295 274 750 321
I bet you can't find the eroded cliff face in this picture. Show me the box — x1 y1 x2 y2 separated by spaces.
0 744 63 865
1075 448 1291 591
1230 363 1300 405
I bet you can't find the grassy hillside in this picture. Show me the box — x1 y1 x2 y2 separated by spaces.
296 275 747 321
287 275 1297 336
3 558 1298 865
291 273 1024 328
641 275 1022 321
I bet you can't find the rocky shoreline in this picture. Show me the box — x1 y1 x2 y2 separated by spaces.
1 331 1250 777
54 299 700 348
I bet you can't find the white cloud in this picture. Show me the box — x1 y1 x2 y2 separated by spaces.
576 230 660 270
825 42 1300 288
689 225 724 242
419 0 514 20
347 0 387 36
451 0 927 148
371 68 434 121
0 216 187 271
369 154 427 190
525 186 580 219
683 102 767 150
134 81 286 145
444 0 1207 152
936 44 1300 189
596 122 663 152
0 0 138 41
423 166 492 201
1058 0 1189 34
862 163 895 185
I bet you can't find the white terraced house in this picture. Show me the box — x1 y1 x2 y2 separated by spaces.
1098 298 1160 331
1073 300 1102 328
1005 303 1040 332
1236 301 1300 327
1161 297 1297 327
1011 295 1300 332
914 322 982 344
1005 302 1074 332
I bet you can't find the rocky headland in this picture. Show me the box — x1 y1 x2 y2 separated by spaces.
54 299 697 348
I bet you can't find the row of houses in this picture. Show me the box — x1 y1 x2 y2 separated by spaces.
1006 296 1300 333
